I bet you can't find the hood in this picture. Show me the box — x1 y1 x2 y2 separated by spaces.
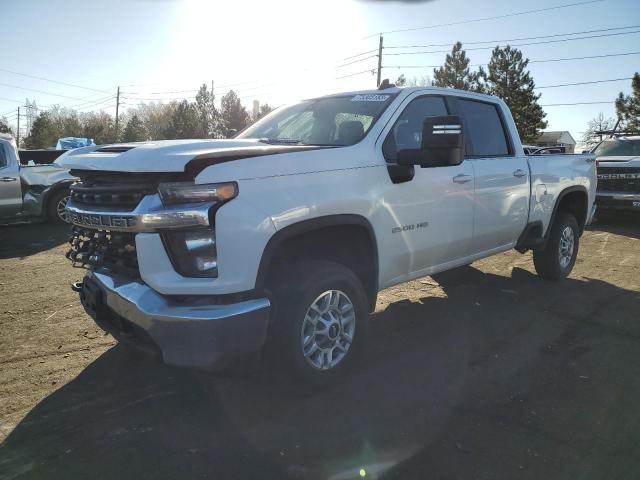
55 139 265 173
54 139 333 176
597 155 640 163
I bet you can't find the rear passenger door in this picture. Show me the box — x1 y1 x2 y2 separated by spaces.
453 98 529 253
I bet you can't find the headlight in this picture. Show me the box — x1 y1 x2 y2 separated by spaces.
163 229 218 277
158 182 237 206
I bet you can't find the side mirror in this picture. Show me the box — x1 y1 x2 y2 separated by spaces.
397 115 465 168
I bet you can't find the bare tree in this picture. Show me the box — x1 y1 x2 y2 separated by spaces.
581 113 616 149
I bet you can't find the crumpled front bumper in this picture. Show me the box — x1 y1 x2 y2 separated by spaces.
79 271 271 370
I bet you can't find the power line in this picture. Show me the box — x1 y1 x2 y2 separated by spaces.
336 69 376 80
365 0 604 37
530 50 640 64
339 49 379 62
386 24 640 49
383 29 640 56
0 82 94 101
0 67 112 93
537 77 632 89
336 55 378 69
541 101 614 106
384 49 640 68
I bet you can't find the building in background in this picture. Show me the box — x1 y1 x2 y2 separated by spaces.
534 131 576 153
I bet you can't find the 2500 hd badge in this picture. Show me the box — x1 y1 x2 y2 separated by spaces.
392 221 429 233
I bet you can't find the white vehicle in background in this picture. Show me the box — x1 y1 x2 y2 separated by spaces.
0 133 74 224
593 135 640 212
58 85 597 384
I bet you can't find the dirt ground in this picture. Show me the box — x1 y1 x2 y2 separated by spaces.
1 215 639 480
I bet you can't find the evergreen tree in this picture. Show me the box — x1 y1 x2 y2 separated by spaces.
615 72 640 133
220 90 249 137
195 83 220 138
165 100 199 139
0 117 13 135
23 112 58 149
433 42 483 92
121 114 147 142
482 45 547 143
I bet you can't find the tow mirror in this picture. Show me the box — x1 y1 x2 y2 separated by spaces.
397 115 465 168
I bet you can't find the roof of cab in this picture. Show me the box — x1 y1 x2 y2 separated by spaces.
311 85 502 103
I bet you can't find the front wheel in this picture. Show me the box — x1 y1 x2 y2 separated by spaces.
46 189 71 224
270 260 369 386
533 212 579 280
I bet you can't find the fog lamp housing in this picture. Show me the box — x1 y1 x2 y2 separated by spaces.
163 229 218 277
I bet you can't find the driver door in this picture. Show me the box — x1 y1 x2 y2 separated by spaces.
376 94 475 285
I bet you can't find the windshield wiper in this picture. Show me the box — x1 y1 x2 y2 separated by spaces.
258 138 303 145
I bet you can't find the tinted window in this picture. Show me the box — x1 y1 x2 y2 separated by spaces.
0 144 7 168
458 99 510 157
383 96 448 161
594 138 640 157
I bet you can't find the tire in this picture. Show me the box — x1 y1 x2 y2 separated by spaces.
46 189 71 224
533 212 579 280
269 260 369 386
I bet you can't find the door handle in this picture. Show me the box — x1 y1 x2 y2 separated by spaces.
1 177 17 182
452 173 472 184
513 169 527 178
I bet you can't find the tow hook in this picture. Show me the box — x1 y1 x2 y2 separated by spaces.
71 281 83 292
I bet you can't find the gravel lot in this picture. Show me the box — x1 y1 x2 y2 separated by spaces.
1 215 639 480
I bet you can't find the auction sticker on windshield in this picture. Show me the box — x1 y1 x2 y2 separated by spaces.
351 94 390 102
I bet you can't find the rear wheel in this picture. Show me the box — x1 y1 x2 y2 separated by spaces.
533 212 579 280
270 260 368 386
46 189 71 224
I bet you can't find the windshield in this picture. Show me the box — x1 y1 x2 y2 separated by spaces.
237 94 396 146
594 138 640 157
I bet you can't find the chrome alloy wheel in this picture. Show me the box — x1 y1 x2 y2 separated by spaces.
57 195 70 223
300 290 356 370
558 226 575 269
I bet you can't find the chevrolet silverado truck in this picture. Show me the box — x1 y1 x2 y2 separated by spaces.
0 133 74 224
593 135 640 212
58 86 597 384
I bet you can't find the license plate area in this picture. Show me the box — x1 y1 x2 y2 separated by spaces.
80 276 104 319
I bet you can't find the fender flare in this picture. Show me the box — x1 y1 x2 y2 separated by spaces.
545 185 589 241
255 214 379 309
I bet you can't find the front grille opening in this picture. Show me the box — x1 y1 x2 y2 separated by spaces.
597 178 640 192
70 184 152 209
67 227 139 278
69 170 192 210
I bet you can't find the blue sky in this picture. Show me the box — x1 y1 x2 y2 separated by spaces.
1 0 639 144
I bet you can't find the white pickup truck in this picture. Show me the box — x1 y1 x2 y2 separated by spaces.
58 86 596 384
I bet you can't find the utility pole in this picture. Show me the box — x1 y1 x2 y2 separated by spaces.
115 86 121 132
376 35 384 87
16 107 20 147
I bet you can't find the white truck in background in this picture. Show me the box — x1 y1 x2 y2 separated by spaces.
0 133 74 224
57 85 596 384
